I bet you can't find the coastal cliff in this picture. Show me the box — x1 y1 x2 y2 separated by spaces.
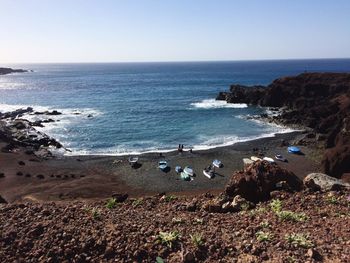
217 73 350 179
0 67 28 75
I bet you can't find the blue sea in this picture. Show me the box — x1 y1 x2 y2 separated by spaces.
1 59 350 155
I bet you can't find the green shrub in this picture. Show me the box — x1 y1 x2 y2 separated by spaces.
106 198 117 209
277 210 308 222
157 231 180 248
270 199 282 213
256 231 273 242
190 233 204 247
285 233 313 248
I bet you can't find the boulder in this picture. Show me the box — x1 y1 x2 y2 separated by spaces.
224 161 302 203
111 193 128 203
303 173 350 191
0 195 7 204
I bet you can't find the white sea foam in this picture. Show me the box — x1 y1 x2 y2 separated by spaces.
191 99 247 109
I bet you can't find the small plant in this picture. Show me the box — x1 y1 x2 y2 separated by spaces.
240 202 250 211
285 233 313 248
156 256 165 263
326 195 339 205
106 198 117 209
132 198 143 207
164 195 177 202
270 199 282 213
172 217 185 224
277 210 308 222
256 231 273 242
260 220 270 229
91 207 101 220
157 231 180 248
190 233 204 247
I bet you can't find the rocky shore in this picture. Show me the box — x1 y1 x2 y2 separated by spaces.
217 73 350 180
0 67 28 75
1 72 350 262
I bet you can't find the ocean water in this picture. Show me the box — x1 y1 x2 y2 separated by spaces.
1 59 350 155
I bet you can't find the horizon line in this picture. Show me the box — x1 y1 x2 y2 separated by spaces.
2 57 350 65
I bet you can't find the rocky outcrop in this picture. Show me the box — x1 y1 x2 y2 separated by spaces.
0 195 7 204
0 67 28 75
218 73 350 178
224 161 302 203
303 173 350 191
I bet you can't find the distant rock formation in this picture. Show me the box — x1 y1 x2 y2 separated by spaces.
0 67 28 75
217 73 350 178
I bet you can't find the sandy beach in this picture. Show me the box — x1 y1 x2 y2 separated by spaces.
0 131 322 202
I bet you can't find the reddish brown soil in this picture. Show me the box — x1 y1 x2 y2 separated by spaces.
1 190 349 262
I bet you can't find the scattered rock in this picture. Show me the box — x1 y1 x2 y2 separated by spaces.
303 173 350 191
0 172 5 178
18 161 25 166
111 193 128 203
0 195 7 203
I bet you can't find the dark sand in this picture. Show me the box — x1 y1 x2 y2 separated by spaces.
0 131 322 202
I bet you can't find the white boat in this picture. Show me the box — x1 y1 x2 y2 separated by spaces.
275 154 287 162
212 159 223 168
183 166 194 176
243 158 254 165
263 157 275 163
128 156 139 166
203 168 214 179
158 160 168 171
180 171 191 181
251 156 262 162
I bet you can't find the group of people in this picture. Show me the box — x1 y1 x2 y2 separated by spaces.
178 144 193 153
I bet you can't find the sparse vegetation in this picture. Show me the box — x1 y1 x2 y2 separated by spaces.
190 233 204 247
157 231 180 248
256 231 273 242
260 221 270 229
91 208 101 220
132 198 143 207
164 195 177 202
277 210 308 222
326 195 339 205
156 257 165 263
193 218 204 225
270 199 282 213
285 233 313 248
106 198 117 209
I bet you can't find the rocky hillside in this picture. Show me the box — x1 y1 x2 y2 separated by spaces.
217 73 350 179
1 161 349 262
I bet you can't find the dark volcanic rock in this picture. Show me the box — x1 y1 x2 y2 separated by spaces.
218 73 350 178
0 195 7 203
0 67 28 75
224 160 302 203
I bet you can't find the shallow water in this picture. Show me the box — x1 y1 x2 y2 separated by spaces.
1 59 350 155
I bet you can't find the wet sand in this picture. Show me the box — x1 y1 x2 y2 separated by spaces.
0 131 322 202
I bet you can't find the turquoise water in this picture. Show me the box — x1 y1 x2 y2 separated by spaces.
1 59 350 155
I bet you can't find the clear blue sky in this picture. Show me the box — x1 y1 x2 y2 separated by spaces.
1 0 349 63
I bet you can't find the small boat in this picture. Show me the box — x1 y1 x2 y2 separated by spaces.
251 156 262 162
263 157 275 163
180 171 191 181
275 154 286 162
175 166 182 174
288 146 301 154
128 156 139 166
158 160 168 171
212 159 223 168
203 167 214 179
183 166 194 176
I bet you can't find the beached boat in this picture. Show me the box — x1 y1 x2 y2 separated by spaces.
275 154 287 162
158 160 168 171
175 166 182 173
288 146 301 154
180 171 191 181
212 159 223 168
128 156 139 166
183 166 194 176
243 158 254 165
263 157 275 163
250 156 262 162
203 167 214 179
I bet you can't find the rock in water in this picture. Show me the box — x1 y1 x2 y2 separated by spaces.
303 173 350 191
224 160 302 203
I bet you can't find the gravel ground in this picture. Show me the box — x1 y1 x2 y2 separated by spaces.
1 190 349 262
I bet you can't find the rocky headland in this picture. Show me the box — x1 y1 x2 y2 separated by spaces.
0 67 28 75
217 72 350 180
